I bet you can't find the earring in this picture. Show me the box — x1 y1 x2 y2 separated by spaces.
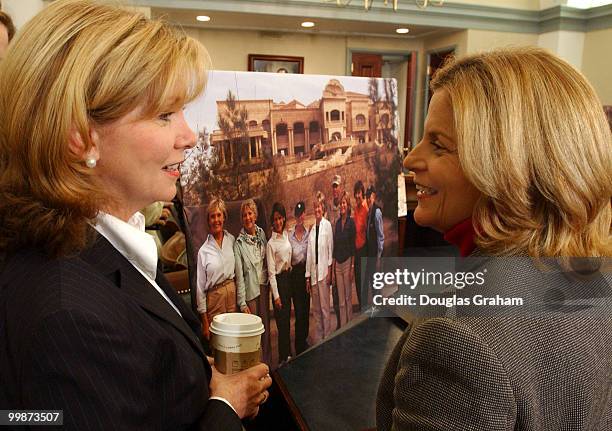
85 157 97 168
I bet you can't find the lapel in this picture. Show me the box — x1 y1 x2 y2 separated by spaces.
154 265 204 342
80 234 206 359
237 237 256 270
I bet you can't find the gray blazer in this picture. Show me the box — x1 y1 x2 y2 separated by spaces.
377 256 612 430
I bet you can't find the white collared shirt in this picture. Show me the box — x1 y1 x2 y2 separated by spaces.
305 217 334 282
196 231 236 314
266 230 292 300
93 212 182 317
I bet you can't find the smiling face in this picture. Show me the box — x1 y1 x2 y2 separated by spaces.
404 90 480 232
272 211 285 234
367 192 376 208
94 105 195 221
242 207 257 235
332 183 342 201
314 202 323 224
340 197 348 216
354 190 364 207
208 207 225 236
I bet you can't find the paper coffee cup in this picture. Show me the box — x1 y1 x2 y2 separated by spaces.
210 313 265 375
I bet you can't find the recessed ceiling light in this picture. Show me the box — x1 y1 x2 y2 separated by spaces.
301 21 315 28
396 28 410 34
196 15 211 22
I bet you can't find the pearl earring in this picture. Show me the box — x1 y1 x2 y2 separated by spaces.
85 157 97 168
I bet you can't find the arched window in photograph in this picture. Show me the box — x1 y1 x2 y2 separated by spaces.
330 110 340 121
293 122 305 155
276 123 288 136
294 122 305 134
250 137 257 158
309 121 321 146
356 114 366 126
381 113 390 127
276 122 289 154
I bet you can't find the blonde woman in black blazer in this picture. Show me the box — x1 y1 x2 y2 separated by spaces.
377 48 611 430
0 1 270 429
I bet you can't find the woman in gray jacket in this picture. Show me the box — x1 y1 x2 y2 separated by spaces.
234 199 271 365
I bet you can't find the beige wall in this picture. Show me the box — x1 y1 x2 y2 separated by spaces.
582 28 612 105
466 29 539 53
538 30 585 69
185 28 346 75
2 0 44 29
425 30 468 56
346 36 422 56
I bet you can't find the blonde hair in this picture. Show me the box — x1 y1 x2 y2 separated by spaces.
0 0 209 257
207 198 227 226
431 47 611 257
241 199 258 220
314 191 327 214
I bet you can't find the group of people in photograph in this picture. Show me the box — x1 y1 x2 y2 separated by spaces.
196 174 385 367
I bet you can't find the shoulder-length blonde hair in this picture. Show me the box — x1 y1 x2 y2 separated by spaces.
431 47 611 257
207 198 228 227
0 0 209 257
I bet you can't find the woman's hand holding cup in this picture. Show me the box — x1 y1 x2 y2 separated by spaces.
209 362 272 419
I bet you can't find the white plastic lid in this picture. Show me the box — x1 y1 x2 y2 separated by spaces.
209 313 265 337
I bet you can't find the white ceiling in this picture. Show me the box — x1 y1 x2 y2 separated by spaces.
151 7 454 38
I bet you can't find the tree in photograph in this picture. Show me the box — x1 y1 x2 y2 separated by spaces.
368 77 381 145
181 128 212 206
382 78 399 149
217 90 251 199
217 91 250 168
181 127 234 205
365 77 401 217
261 157 284 218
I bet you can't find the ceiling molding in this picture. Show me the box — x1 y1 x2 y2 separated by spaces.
132 0 612 34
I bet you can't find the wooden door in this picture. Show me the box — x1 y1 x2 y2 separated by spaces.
352 53 382 77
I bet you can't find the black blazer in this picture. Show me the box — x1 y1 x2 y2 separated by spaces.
0 234 242 430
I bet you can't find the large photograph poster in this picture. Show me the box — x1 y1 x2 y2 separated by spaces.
180 70 401 369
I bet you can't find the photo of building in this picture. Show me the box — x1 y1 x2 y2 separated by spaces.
181 71 401 212
210 78 394 168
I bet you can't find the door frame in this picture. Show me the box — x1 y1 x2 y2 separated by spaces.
423 45 457 123
347 47 419 151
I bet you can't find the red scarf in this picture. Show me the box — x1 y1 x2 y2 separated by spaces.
444 218 476 257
